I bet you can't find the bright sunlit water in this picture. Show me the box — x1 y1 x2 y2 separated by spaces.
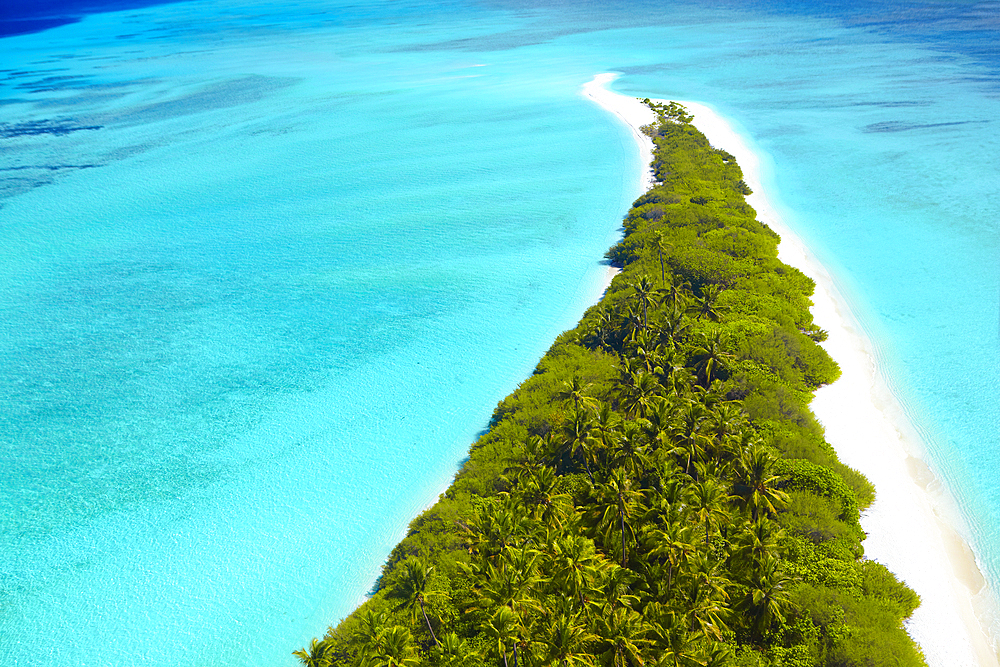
1 1 998 665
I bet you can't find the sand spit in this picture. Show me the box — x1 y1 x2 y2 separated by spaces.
583 73 998 666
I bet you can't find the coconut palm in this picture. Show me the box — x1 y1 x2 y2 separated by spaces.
618 371 662 419
730 445 788 522
558 375 597 412
702 403 744 461
633 334 665 375
691 284 726 322
550 534 605 612
650 231 673 286
731 517 786 579
642 471 685 526
629 275 660 330
689 333 733 388
645 520 696 594
648 611 709 667
486 607 524 667
640 397 673 456
394 556 445 646
667 402 709 475
519 465 573 529
372 626 420 667
432 632 474 667
733 555 796 641
685 479 730 546
596 564 641 613
461 494 532 566
608 422 651 480
596 606 651 667
681 554 731 641
558 406 598 483
654 305 689 352
591 402 621 467
586 470 643 567
292 638 331 667
589 308 619 351
659 276 691 311
479 546 545 622
540 611 597 667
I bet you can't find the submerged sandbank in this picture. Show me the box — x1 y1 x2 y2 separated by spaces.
582 73 997 666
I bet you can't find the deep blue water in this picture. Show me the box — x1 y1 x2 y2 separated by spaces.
1 1 998 665
0 0 183 37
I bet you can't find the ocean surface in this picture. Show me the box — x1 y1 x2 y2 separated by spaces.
1 1 998 665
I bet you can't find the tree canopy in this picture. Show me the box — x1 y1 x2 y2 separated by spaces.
296 101 922 667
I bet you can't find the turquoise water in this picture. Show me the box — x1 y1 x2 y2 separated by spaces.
1 1 998 664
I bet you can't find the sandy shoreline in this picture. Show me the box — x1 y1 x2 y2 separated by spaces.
581 73 653 299
583 73 998 666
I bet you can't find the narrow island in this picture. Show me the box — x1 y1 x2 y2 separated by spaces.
293 94 931 666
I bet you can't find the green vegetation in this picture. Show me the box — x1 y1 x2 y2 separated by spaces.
295 102 924 667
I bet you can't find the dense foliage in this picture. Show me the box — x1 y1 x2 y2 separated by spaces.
294 101 926 667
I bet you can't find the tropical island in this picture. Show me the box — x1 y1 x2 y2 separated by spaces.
293 99 927 667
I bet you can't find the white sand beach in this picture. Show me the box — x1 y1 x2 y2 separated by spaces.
581 73 654 299
582 73 998 666
582 73 658 194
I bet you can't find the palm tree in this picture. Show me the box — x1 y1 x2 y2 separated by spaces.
667 402 709 475
703 403 744 461
645 520 696 594
596 607 651 667
685 479 730 547
541 611 597 667
608 422 650 480
589 308 619 351
486 607 524 667
519 466 573 529
630 275 660 330
550 535 605 612
591 402 621 468
460 494 530 566
684 586 730 644
642 470 685 526
395 556 445 646
730 445 788 522
372 626 420 667
478 546 545 622
632 330 665 375
659 276 691 312
655 308 690 351
586 470 643 567
292 638 331 667
691 284 726 322
357 607 389 652
559 406 598 483
640 397 673 457
731 517 786 579
648 611 709 667
432 632 474 667
651 231 673 286
689 333 733 388
510 435 547 479
558 375 597 412
618 371 661 419
733 555 796 641
597 564 640 613
681 554 731 641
